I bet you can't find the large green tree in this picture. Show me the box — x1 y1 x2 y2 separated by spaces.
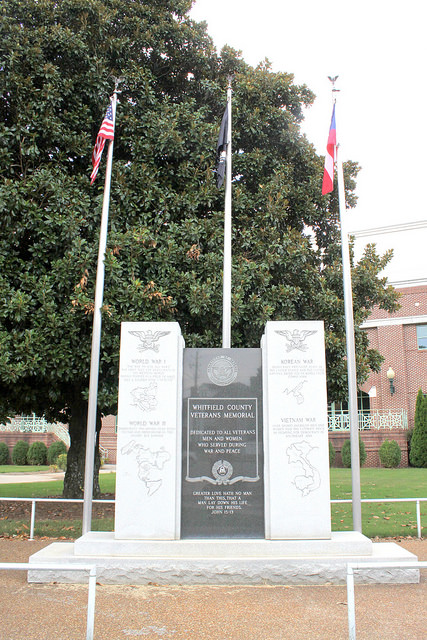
0 0 398 497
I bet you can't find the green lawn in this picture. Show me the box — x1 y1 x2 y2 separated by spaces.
0 465 51 473
330 467 427 499
0 471 116 498
0 468 426 539
330 468 427 537
0 472 116 538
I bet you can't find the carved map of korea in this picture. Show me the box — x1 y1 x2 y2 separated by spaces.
286 440 321 497
283 380 307 404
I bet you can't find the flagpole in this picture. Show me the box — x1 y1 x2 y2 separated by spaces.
333 87 362 533
82 88 117 535
222 78 232 348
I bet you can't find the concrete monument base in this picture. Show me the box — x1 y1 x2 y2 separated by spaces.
28 531 419 585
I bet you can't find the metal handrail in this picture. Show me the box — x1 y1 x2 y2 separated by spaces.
331 497 426 538
0 562 97 640
0 497 114 540
347 561 427 640
0 496 425 540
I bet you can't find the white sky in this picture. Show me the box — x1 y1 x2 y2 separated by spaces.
190 0 427 235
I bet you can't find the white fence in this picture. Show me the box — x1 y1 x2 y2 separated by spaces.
0 496 424 540
0 562 97 640
347 561 427 639
0 497 115 540
328 409 408 431
331 497 426 538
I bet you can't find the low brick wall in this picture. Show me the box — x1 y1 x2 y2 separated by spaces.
1 416 117 463
329 429 409 468
0 431 60 459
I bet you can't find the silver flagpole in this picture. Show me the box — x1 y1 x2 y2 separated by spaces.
334 88 362 533
82 88 118 535
222 78 232 348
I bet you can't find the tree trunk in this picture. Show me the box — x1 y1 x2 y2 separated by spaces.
63 395 101 499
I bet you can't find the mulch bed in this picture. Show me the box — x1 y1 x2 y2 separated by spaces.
0 494 115 520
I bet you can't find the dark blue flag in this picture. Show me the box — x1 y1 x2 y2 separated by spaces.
216 107 228 188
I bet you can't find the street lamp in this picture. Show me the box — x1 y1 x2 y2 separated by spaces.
387 366 395 395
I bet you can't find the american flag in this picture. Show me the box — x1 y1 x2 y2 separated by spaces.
90 102 115 184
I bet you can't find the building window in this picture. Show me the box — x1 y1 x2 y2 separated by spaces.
329 391 370 414
416 325 427 350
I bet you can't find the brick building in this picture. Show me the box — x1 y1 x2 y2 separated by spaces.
360 285 427 431
337 220 427 466
352 221 427 431
100 415 117 463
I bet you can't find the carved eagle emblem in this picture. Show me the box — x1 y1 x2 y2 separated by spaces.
128 329 170 352
275 329 317 352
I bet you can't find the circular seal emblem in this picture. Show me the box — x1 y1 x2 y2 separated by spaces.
212 459 233 484
207 355 238 386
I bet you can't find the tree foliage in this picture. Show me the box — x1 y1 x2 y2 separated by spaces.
0 0 399 496
410 389 427 468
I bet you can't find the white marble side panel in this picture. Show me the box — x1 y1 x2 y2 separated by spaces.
115 322 183 539
263 321 331 539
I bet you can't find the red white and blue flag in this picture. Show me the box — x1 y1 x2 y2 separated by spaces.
90 102 115 184
322 104 336 195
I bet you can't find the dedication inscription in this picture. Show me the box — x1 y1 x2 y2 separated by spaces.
181 349 264 538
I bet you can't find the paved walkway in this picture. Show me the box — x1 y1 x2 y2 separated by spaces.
0 538 426 639
1 471 426 638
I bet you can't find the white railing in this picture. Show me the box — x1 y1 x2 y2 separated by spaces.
347 561 427 639
0 562 97 640
331 497 426 538
0 497 115 540
328 409 408 431
0 414 70 446
0 496 424 540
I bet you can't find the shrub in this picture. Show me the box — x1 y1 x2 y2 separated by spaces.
379 439 401 468
341 438 366 468
12 440 29 465
0 442 10 464
57 453 67 471
27 441 48 465
329 440 335 466
47 440 67 465
410 389 427 467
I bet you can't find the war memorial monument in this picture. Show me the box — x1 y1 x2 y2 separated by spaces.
29 320 419 585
